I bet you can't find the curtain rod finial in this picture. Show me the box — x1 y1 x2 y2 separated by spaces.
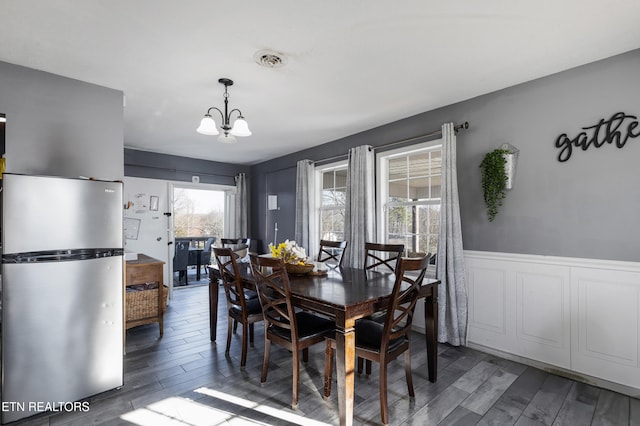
455 121 470 133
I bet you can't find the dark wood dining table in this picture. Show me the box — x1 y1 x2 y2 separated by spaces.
208 263 440 426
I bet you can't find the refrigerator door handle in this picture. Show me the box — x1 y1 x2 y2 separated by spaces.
3 248 124 263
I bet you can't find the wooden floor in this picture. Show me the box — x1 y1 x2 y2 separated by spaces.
14 283 640 426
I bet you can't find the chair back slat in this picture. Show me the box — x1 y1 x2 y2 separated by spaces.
221 238 251 260
249 254 298 342
317 240 348 268
364 242 405 273
381 254 430 351
213 247 247 314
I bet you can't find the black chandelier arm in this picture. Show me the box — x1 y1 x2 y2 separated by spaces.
205 107 225 122
228 108 245 119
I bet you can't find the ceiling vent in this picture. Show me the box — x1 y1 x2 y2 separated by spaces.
254 50 287 68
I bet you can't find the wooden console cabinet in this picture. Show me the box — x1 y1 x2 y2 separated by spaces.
125 254 166 339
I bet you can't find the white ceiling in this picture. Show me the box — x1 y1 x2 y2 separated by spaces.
1 1 639 165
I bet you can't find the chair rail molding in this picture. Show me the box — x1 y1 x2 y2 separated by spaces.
462 250 640 397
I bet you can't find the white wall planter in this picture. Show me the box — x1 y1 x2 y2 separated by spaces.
500 143 519 190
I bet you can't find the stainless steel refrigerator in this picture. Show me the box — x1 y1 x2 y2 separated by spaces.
1 173 124 424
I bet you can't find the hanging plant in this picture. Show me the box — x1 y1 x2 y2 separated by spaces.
479 148 510 222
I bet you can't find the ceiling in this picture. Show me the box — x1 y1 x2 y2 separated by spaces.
1 1 639 166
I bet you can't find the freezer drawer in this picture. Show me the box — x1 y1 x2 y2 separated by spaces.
1 256 123 423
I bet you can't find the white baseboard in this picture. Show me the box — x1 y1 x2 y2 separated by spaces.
468 341 640 398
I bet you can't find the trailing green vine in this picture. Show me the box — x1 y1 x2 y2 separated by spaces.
479 148 510 222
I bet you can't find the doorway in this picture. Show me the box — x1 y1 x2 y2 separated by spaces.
168 183 229 291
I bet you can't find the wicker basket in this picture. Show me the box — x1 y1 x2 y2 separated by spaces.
285 262 314 275
126 283 168 322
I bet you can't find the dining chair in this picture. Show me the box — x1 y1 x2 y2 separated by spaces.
213 247 263 367
221 238 251 260
361 242 405 372
323 254 430 426
317 239 348 268
364 242 405 273
199 237 216 276
249 253 335 410
173 240 190 285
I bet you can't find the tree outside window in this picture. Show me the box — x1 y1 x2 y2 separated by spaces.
173 188 224 238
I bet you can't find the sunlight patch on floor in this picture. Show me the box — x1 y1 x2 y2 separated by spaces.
119 388 333 426
195 387 333 426
120 396 266 426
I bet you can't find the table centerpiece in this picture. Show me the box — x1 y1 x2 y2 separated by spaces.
269 240 314 275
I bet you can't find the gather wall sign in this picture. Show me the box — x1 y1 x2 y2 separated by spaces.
555 111 640 162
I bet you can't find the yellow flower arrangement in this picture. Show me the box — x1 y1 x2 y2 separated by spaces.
268 240 308 265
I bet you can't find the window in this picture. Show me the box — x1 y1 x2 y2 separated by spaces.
173 187 225 239
377 141 442 256
315 161 348 241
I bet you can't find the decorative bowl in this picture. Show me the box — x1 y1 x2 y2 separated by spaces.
285 262 315 275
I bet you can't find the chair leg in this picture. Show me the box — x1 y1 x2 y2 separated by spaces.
249 323 255 344
380 361 389 426
240 322 249 367
404 350 415 397
225 317 233 355
366 359 372 375
233 319 238 333
357 357 364 374
302 348 309 363
292 349 300 410
261 339 271 384
323 340 334 399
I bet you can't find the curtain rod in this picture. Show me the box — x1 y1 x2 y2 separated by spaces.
314 121 470 165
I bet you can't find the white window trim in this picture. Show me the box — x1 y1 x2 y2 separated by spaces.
376 139 442 257
314 159 348 244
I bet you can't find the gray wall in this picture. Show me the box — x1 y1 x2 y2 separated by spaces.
250 48 640 262
125 148 250 187
0 61 124 179
124 149 254 248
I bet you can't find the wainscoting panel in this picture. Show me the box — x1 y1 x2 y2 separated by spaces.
469 266 508 333
515 268 571 368
465 251 640 393
571 267 640 389
466 253 570 368
466 262 512 353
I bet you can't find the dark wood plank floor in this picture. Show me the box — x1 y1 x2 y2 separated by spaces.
14 282 640 426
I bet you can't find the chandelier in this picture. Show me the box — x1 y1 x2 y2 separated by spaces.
196 78 251 143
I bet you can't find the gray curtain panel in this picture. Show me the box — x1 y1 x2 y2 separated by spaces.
229 172 248 239
436 123 468 346
294 159 316 257
224 190 235 239
343 145 375 268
